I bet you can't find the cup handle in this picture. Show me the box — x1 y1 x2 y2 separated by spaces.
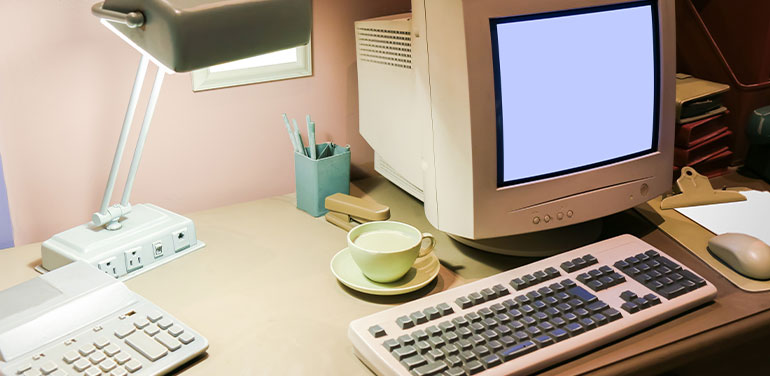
418 233 436 258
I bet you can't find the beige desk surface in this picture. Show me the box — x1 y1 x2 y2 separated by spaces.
1 175 769 375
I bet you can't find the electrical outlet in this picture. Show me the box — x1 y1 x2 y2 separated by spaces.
152 241 164 259
97 257 120 278
172 228 190 252
124 247 144 273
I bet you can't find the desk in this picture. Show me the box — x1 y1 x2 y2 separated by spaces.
1 175 769 375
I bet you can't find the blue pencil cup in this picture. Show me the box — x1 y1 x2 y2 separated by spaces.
294 144 351 217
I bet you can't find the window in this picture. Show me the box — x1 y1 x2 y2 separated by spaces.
191 42 312 91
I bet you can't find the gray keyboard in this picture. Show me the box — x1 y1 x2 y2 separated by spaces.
348 235 717 376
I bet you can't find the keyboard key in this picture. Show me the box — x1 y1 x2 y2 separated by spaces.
568 286 598 303
368 325 385 338
100 358 117 372
456 296 472 309
411 311 429 325
545 267 561 279
644 293 661 306
401 355 427 370
63 350 80 364
146 309 163 322
110 367 128 376
564 322 584 336
603 308 623 322
94 336 110 349
133 318 150 329
84 367 101 376
620 290 638 302
73 358 91 372
39 361 57 375
549 328 569 342
465 360 484 374
144 324 161 336
398 334 415 347
510 278 528 290
89 351 106 364
621 302 640 313
481 288 496 301
591 313 609 326
396 315 414 329
392 345 417 360
498 341 536 361
533 334 555 347
114 323 135 339
114 352 131 365
660 283 687 299
157 318 174 330
469 292 484 305
103 343 121 357
156 332 182 351
492 284 509 297
481 353 502 368
586 301 609 314
445 355 463 368
427 349 444 361
446 367 466 376
124 359 142 373
79 344 96 357
179 332 195 344
125 331 168 361
383 339 400 351
423 306 441 320
413 361 447 376
416 341 432 354
49 371 67 376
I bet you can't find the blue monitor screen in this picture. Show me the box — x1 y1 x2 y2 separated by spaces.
491 1 660 187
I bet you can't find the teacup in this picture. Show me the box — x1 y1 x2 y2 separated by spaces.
348 221 436 283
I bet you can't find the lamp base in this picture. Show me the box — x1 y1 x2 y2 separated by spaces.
41 203 205 280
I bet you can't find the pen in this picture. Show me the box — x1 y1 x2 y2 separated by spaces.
308 120 317 160
292 119 307 156
282 113 300 153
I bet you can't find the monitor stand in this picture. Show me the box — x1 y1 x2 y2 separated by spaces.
448 220 603 257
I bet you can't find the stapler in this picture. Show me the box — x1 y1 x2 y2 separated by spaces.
324 193 390 231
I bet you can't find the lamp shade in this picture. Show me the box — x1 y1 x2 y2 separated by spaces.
99 0 312 73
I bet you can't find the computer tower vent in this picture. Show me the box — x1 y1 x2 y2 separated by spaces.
356 27 412 69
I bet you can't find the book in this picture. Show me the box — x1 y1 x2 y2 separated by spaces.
674 128 732 166
675 73 730 124
674 149 733 179
675 112 728 148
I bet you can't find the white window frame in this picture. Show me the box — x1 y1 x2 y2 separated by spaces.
191 41 312 91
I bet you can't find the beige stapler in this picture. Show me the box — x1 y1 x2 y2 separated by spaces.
324 193 390 231
660 167 746 209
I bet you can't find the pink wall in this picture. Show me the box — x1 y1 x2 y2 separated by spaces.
0 0 411 246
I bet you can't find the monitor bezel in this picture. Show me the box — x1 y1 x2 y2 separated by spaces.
490 0 661 188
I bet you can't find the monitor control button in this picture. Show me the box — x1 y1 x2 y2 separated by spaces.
544 215 551 223
533 217 541 224
566 210 574 218
640 183 649 196
557 212 564 220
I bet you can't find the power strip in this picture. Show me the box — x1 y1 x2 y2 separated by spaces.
40 203 205 280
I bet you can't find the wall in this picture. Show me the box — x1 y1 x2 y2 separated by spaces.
0 0 411 246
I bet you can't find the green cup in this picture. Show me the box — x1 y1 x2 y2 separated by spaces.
348 221 436 283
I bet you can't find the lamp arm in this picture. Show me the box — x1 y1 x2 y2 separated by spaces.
91 1 144 28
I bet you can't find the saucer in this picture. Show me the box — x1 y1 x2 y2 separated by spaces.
330 247 440 296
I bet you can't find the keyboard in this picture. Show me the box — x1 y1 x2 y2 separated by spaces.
0 261 208 376
348 234 717 376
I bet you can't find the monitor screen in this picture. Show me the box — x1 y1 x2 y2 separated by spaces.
491 1 660 187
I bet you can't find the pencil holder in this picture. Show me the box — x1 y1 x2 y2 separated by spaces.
294 144 351 216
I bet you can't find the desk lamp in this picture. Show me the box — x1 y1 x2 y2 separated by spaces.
40 0 311 279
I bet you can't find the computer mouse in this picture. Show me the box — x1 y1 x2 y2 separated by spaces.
708 233 770 280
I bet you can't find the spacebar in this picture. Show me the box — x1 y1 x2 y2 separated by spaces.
125 331 168 361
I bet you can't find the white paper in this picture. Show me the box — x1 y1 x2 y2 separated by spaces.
675 190 770 245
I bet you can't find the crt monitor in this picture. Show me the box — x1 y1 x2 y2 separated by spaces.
355 0 675 256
